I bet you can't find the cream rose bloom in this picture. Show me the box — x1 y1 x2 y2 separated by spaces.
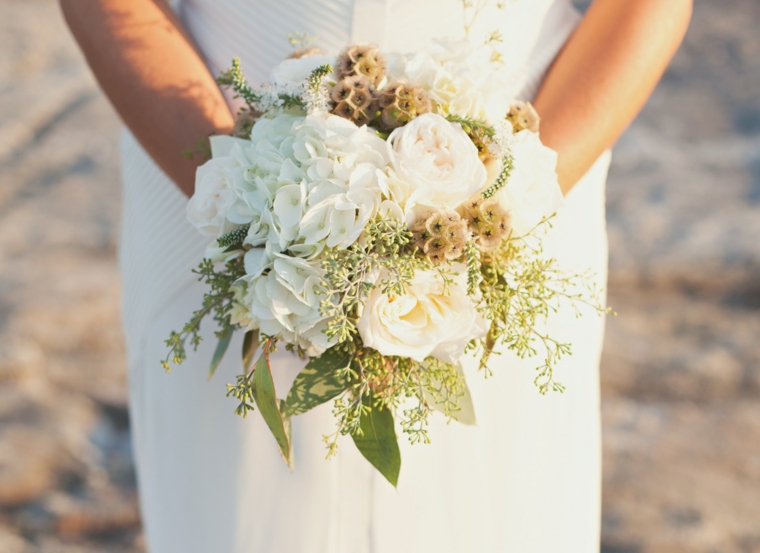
497 130 564 235
357 265 489 363
387 113 486 223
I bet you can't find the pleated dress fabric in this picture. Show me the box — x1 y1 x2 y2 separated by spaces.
119 1 611 551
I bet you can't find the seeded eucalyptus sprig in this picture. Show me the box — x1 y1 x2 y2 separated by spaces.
217 57 259 108
308 64 334 93
445 113 496 140
481 154 514 199
162 255 246 371
218 58 306 114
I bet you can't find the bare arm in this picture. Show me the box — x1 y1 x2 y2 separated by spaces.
60 0 235 196
533 0 692 194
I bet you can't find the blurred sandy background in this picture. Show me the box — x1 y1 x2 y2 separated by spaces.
0 0 758 551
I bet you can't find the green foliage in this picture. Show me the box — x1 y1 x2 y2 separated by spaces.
464 240 482 296
218 58 305 113
252 343 292 467
445 113 495 140
217 225 250 249
162 255 245 372
308 64 333 93
474 218 609 392
283 346 353 417
351 396 401 487
481 154 514 199
242 329 260 371
208 329 233 379
227 371 256 418
217 57 260 108
319 214 415 343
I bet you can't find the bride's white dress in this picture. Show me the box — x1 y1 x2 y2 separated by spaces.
119 1 611 551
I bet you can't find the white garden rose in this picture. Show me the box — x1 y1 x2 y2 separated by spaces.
387 113 486 223
357 265 489 363
498 130 564 235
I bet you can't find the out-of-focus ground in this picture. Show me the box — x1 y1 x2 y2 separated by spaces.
0 0 757 551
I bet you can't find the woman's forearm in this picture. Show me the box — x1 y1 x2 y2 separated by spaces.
60 0 234 196
533 0 692 194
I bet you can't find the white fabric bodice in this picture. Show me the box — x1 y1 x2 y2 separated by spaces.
179 0 580 97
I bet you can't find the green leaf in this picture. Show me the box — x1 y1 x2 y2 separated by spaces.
352 399 401 487
252 351 291 465
208 330 233 379
283 347 351 417
279 399 295 469
242 329 259 372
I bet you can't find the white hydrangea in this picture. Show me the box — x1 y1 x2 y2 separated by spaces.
291 112 390 184
241 253 332 356
186 135 254 237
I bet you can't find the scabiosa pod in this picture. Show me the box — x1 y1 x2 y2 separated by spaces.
506 101 540 133
378 81 432 131
335 43 387 86
330 75 377 126
410 208 470 264
457 196 512 251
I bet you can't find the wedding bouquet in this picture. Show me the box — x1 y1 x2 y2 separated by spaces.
163 37 606 486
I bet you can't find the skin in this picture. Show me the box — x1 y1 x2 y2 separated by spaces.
61 0 692 197
60 0 235 196
534 0 693 194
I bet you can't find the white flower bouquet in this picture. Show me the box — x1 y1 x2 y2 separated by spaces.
164 38 606 486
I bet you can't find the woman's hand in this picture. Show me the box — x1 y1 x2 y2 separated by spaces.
60 0 235 196
533 0 693 195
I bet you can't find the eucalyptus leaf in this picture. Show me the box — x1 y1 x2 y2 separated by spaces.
242 329 259 373
252 352 291 464
283 347 351 417
279 399 295 470
352 399 401 487
208 329 233 380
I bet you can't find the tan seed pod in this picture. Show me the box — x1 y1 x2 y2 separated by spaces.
377 81 431 131
506 101 540 133
335 43 387 86
329 75 377 126
457 196 513 251
411 209 469 263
